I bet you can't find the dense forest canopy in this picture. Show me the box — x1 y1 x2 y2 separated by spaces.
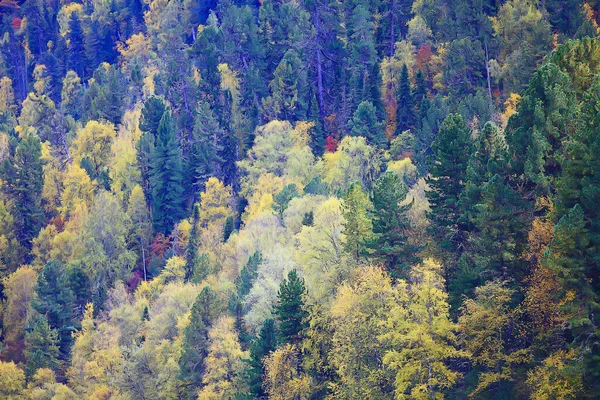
0 0 600 398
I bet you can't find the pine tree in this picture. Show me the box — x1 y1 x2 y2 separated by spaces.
67 13 86 78
0 134 44 250
179 285 219 397
265 49 308 121
189 102 224 197
245 318 277 399
461 174 527 294
426 114 472 259
33 261 75 358
24 316 60 377
236 252 262 300
150 111 186 234
274 269 308 345
348 100 386 147
396 64 415 135
543 205 595 332
347 4 377 113
223 216 234 242
368 171 418 277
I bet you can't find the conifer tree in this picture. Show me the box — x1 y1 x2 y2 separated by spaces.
223 216 234 242
348 100 386 147
184 204 200 282
236 252 262 300
33 261 75 358
179 285 219 397
396 64 415 135
274 269 308 344
426 114 472 258
150 111 185 234
543 205 595 332
67 13 86 78
189 102 224 196
0 134 44 250
24 316 60 378
348 4 377 112
368 171 418 277
245 318 277 399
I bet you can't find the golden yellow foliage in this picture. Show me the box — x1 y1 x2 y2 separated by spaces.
264 344 311 400
527 349 583 400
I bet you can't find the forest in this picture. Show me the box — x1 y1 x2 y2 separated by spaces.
0 0 600 398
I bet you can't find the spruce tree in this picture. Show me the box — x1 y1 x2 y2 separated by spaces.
24 316 60 378
150 111 186 234
246 318 277 399
274 269 308 345
189 102 224 196
426 114 472 258
396 64 415 135
542 205 595 331
179 286 219 397
236 252 262 300
67 13 86 78
0 134 44 250
367 171 418 277
348 100 386 147
223 215 234 242
33 261 76 358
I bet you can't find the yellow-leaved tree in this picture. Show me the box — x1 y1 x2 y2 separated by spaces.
197 316 248 400
381 259 466 400
263 343 311 400
458 280 530 398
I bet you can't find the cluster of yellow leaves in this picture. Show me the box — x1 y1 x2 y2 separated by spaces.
526 349 583 400
459 280 530 398
264 344 311 400
198 316 248 400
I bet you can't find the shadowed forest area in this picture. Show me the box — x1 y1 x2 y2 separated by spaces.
0 0 600 398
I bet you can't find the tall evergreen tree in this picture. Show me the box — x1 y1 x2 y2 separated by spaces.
184 204 201 282
150 111 186 234
179 285 219 398
189 102 224 196
396 64 415 136
245 318 277 399
33 261 76 358
348 100 386 147
67 13 86 78
274 269 308 345
426 114 472 259
367 171 418 277
23 316 60 378
0 134 44 250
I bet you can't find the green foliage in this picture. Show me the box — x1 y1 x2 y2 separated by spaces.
341 182 372 261
24 316 60 377
150 110 186 234
0 134 44 250
274 269 308 344
348 100 386 147
179 285 220 397
368 171 418 277
33 261 76 357
245 318 277 399
426 114 472 259
396 64 415 135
